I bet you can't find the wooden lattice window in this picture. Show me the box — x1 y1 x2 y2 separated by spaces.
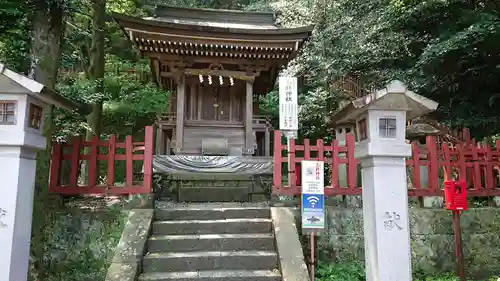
358 118 368 141
0 101 16 125
28 103 43 129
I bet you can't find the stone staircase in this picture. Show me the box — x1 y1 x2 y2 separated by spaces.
138 203 281 281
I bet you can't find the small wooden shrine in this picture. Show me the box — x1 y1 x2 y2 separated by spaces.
113 6 313 156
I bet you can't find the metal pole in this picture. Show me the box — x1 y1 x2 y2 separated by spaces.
310 233 315 281
452 210 466 281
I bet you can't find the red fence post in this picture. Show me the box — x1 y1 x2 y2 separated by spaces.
317 139 324 162
411 142 421 190
442 142 453 181
107 135 116 186
289 138 296 188
457 145 467 182
469 143 482 189
317 139 325 192
485 144 495 189
304 138 310 160
298 138 311 187
125 135 133 187
143 126 154 193
426 136 439 192
88 136 99 188
273 131 282 192
331 139 339 188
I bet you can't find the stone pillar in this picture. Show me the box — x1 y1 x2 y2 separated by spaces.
0 146 38 281
355 109 413 281
245 80 254 155
175 74 185 154
360 156 412 281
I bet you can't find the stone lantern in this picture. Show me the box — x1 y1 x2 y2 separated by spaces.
0 63 88 281
330 80 438 281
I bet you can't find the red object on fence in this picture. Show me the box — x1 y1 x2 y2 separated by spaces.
272 130 500 197
296 163 301 186
444 180 468 211
48 126 154 195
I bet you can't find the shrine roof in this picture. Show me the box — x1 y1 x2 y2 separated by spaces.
151 5 279 30
112 6 313 60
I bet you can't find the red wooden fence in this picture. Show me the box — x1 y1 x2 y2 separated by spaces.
273 130 500 197
49 126 154 195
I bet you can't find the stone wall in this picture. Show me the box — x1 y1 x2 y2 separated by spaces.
319 207 500 279
29 209 127 281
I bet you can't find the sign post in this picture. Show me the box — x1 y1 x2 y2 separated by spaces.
278 76 298 136
444 180 467 281
301 160 325 281
278 77 298 188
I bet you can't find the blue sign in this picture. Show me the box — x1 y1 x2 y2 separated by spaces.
301 193 325 231
302 194 324 210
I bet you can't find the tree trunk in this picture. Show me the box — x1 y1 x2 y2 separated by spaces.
86 0 106 139
83 0 107 185
28 1 66 281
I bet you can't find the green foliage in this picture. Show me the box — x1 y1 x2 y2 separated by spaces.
0 0 26 34
55 55 169 139
40 209 126 281
316 261 365 281
246 0 500 139
315 261 499 281
0 0 30 72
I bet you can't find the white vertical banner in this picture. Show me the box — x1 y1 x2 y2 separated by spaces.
279 76 298 132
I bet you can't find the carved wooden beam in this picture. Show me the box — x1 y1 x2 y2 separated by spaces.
142 52 286 68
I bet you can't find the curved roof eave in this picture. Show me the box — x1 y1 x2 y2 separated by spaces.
112 13 314 38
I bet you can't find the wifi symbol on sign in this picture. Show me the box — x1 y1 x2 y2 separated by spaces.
307 196 320 208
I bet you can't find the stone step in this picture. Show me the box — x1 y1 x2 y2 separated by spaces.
148 233 275 253
142 251 279 273
177 186 251 202
152 218 272 235
138 270 281 281
155 206 270 221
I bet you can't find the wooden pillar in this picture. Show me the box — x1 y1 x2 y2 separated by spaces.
155 124 163 155
265 127 271 157
189 85 196 120
197 84 202 120
175 74 185 154
245 80 254 155
166 133 171 155
229 85 234 122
